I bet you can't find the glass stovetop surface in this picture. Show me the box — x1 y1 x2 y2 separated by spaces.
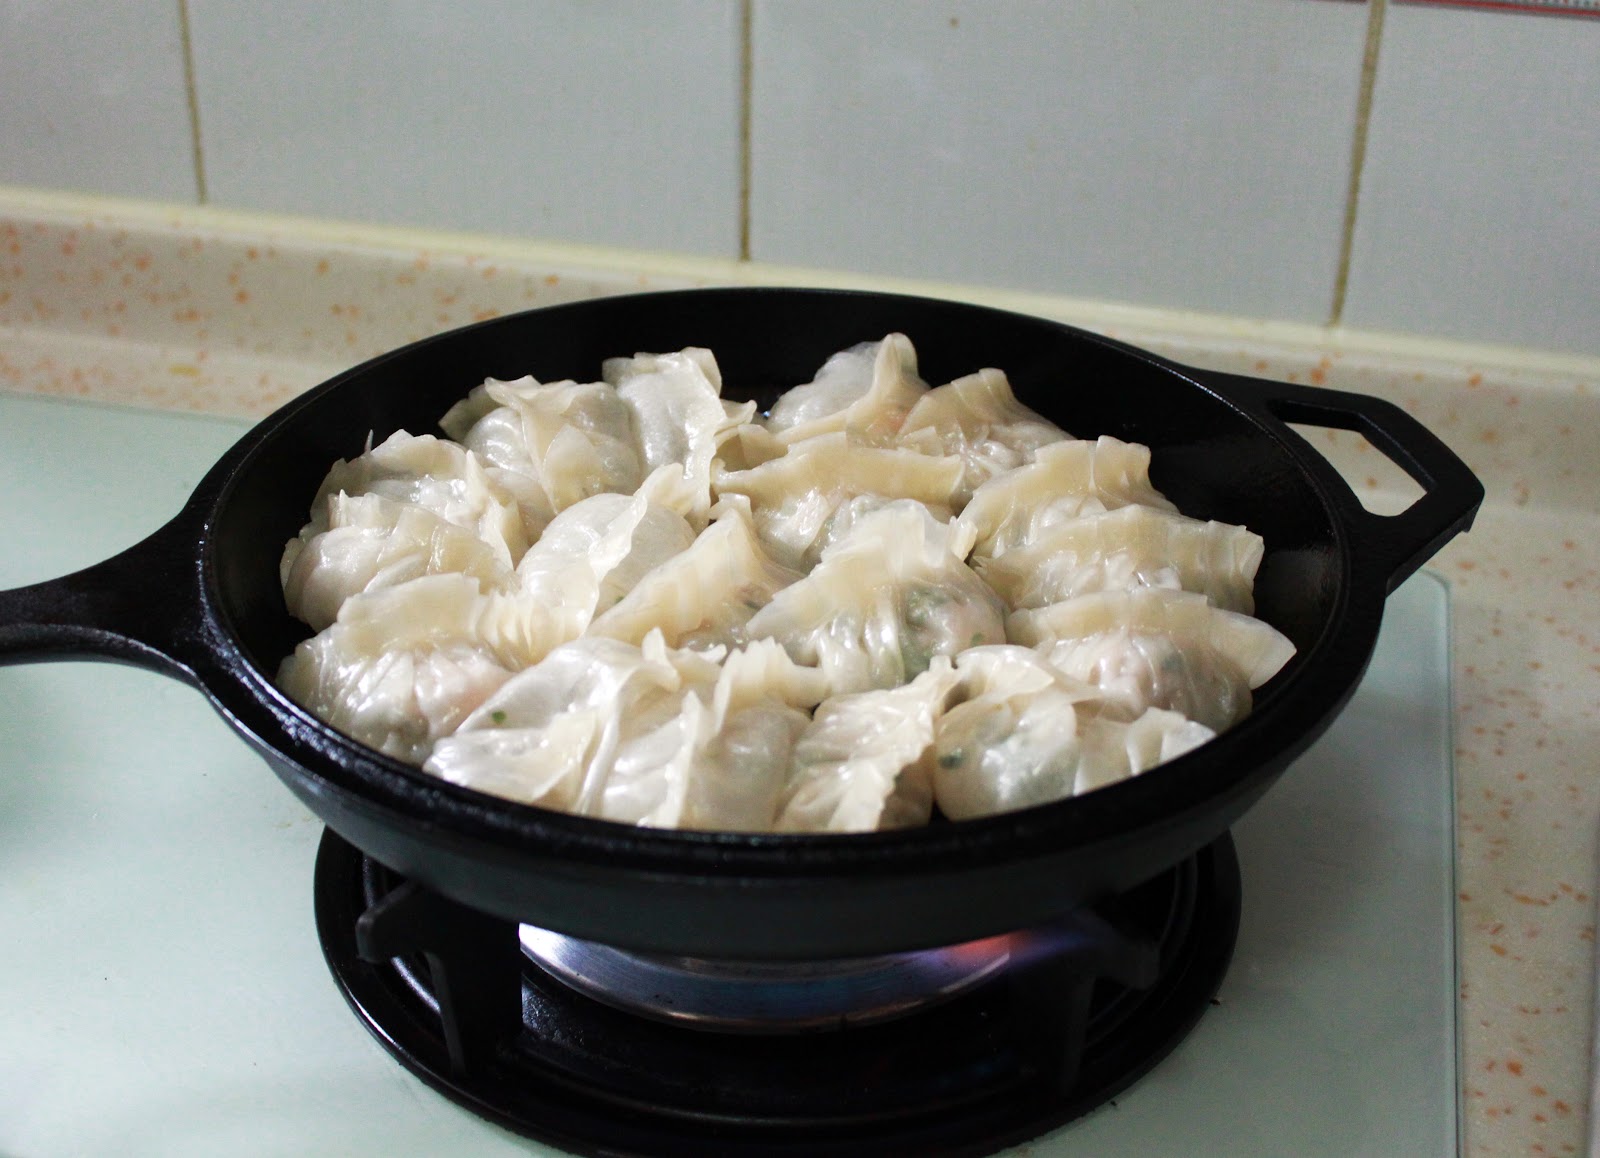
0 394 1457 1157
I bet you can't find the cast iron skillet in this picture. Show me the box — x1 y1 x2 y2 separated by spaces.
0 288 1482 960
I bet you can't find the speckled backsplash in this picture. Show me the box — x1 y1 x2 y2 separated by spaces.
0 197 711 415
2 186 1598 1158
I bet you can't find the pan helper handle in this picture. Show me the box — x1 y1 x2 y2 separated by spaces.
0 507 209 683
1198 371 1484 596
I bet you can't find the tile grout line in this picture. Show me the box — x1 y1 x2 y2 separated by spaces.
176 0 208 204
738 0 753 262
1329 0 1388 326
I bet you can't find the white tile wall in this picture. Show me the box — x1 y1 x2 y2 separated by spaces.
0 0 195 202
1 1 1596 357
186 0 744 255
1344 4 1600 356
747 0 1370 324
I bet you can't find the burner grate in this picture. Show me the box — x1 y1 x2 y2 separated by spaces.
314 828 1240 1158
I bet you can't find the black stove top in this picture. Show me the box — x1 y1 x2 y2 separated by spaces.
314 827 1240 1158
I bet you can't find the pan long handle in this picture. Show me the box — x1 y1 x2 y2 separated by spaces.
0 509 208 684
1196 370 1486 595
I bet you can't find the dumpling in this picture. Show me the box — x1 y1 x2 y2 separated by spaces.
304 430 531 564
774 658 959 833
1011 588 1296 730
277 574 514 763
319 493 693 677
763 334 927 446
977 504 1265 614
804 492 929 562
605 348 757 521
280 492 516 632
957 436 1178 559
614 639 829 831
679 641 829 831
714 431 966 569
927 645 1096 820
423 708 604 811
424 633 695 810
551 637 726 827
278 337 1289 835
897 367 1070 502
744 502 1006 695
478 488 696 667
439 375 643 519
712 419 786 473
1075 708 1217 794
587 495 802 649
928 645 1215 819
276 643 511 766
518 487 696 612
427 634 827 831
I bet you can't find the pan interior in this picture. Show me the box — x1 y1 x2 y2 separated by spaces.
201 289 1340 883
210 290 1338 692
188 288 1359 951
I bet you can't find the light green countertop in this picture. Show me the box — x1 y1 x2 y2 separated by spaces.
0 390 1460 1156
3 188 1596 1157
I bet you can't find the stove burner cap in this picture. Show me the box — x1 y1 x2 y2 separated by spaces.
519 926 1014 1033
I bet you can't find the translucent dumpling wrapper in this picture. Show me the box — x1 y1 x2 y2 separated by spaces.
682 701 813 831
427 634 827 831
288 571 566 686
612 639 829 831
280 491 516 632
763 334 927 447
480 487 696 668
745 502 1006 695
1012 587 1297 731
278 335 1286 833
897 367 1070 503
605 347 756 522
712 636 833 719
588 495 802 650
977 504 1265 614
774 658 960 833
928 645 1093 820
277 644 512 766
957 436 1178 559
518 486 696 611
1074 709 1218 794
439 375 643 520
445 634 696 736
305 430 532 565
277 576 515 764
714 431 966 569
928 645 1215 819
290 493 693 679
804 493 934 563
423 707 605 811
712 419 786 473
424 633 699 811
487 635 722 823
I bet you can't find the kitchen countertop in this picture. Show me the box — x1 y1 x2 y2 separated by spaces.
3 185 1597 1158
0 390 1460 1155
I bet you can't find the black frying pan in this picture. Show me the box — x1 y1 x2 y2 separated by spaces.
0 288 1482 960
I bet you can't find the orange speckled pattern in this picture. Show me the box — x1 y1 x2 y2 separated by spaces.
0 201 712 416
3 189 1597 1158
1093 332 1600 1158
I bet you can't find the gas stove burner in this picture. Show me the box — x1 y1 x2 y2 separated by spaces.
518 926 1016 1033
314 829 1241 1158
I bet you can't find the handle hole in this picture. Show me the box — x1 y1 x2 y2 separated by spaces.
1286 424 1427 517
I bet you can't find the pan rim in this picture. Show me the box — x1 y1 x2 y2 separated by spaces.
183 285 1378 881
